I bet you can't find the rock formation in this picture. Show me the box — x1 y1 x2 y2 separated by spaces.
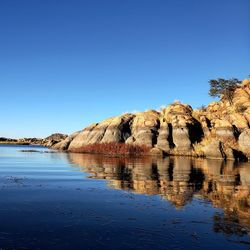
42 133 68 147
51 79 250 160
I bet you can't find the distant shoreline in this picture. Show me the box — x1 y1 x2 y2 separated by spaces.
0 142 30 145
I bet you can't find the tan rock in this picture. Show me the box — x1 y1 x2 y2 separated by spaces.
203 140 225 159
156 120 170 152
239 129 250 155
150 147 164 156
126 110 159 147
52 131 80 150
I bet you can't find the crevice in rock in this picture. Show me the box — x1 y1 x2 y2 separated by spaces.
235 173 241 186
121 119 133 142
167 123 175 148
151 129 159 146
98 124 110 143
206 118 212 129
187 120 204 144
219 142 227 160
232 125 240 139
151 119 160 147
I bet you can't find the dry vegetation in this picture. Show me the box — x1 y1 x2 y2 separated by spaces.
70 142 150 156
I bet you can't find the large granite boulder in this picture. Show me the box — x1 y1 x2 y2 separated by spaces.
126 110 159 147
156 120 170 152
161 102 202 154
68 114 135 150
45 133 68 141
100 114 134 143
203 140 225 159
52 131 81 150
239 129 250 155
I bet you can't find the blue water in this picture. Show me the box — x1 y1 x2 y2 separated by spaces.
0 145 249 249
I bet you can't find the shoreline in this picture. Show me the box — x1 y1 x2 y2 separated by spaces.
10 143 241 161
0 142 30 145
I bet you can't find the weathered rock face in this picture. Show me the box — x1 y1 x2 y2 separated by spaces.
45 133 68 142
68 114 135 150
52 79 250 160
160 103 204 155
42 133 68 147
169 107 193 154
52 131 80 150
156 121 170 152
239 129 250 155
125 110 159 147
53 103 202 155
203 140 225 159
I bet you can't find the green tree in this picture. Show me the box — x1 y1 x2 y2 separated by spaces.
209 78 241 104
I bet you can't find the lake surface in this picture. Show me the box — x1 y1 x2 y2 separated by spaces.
0 145 249 249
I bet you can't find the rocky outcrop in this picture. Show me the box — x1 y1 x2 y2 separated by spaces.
51 79 250 160
239 129 250 156
161 103 202 155
52 131 80 150
42 133 68 147
68 113 135 150
45 133 67 142
125 110 159 147
203 140 225 159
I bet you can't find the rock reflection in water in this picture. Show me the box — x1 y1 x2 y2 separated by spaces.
68 153 250 236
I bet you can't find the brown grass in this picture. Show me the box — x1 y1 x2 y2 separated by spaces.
70 142 150 156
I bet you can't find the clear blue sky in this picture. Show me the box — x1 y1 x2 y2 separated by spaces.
0 0 249 138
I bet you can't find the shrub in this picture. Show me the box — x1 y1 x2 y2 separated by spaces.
70 142 150 156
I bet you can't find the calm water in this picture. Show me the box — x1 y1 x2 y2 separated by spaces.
0 145 250 249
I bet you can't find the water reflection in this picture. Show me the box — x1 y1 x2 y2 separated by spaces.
68 153 250 236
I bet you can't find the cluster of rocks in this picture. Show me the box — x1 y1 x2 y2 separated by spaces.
51 79 250 160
